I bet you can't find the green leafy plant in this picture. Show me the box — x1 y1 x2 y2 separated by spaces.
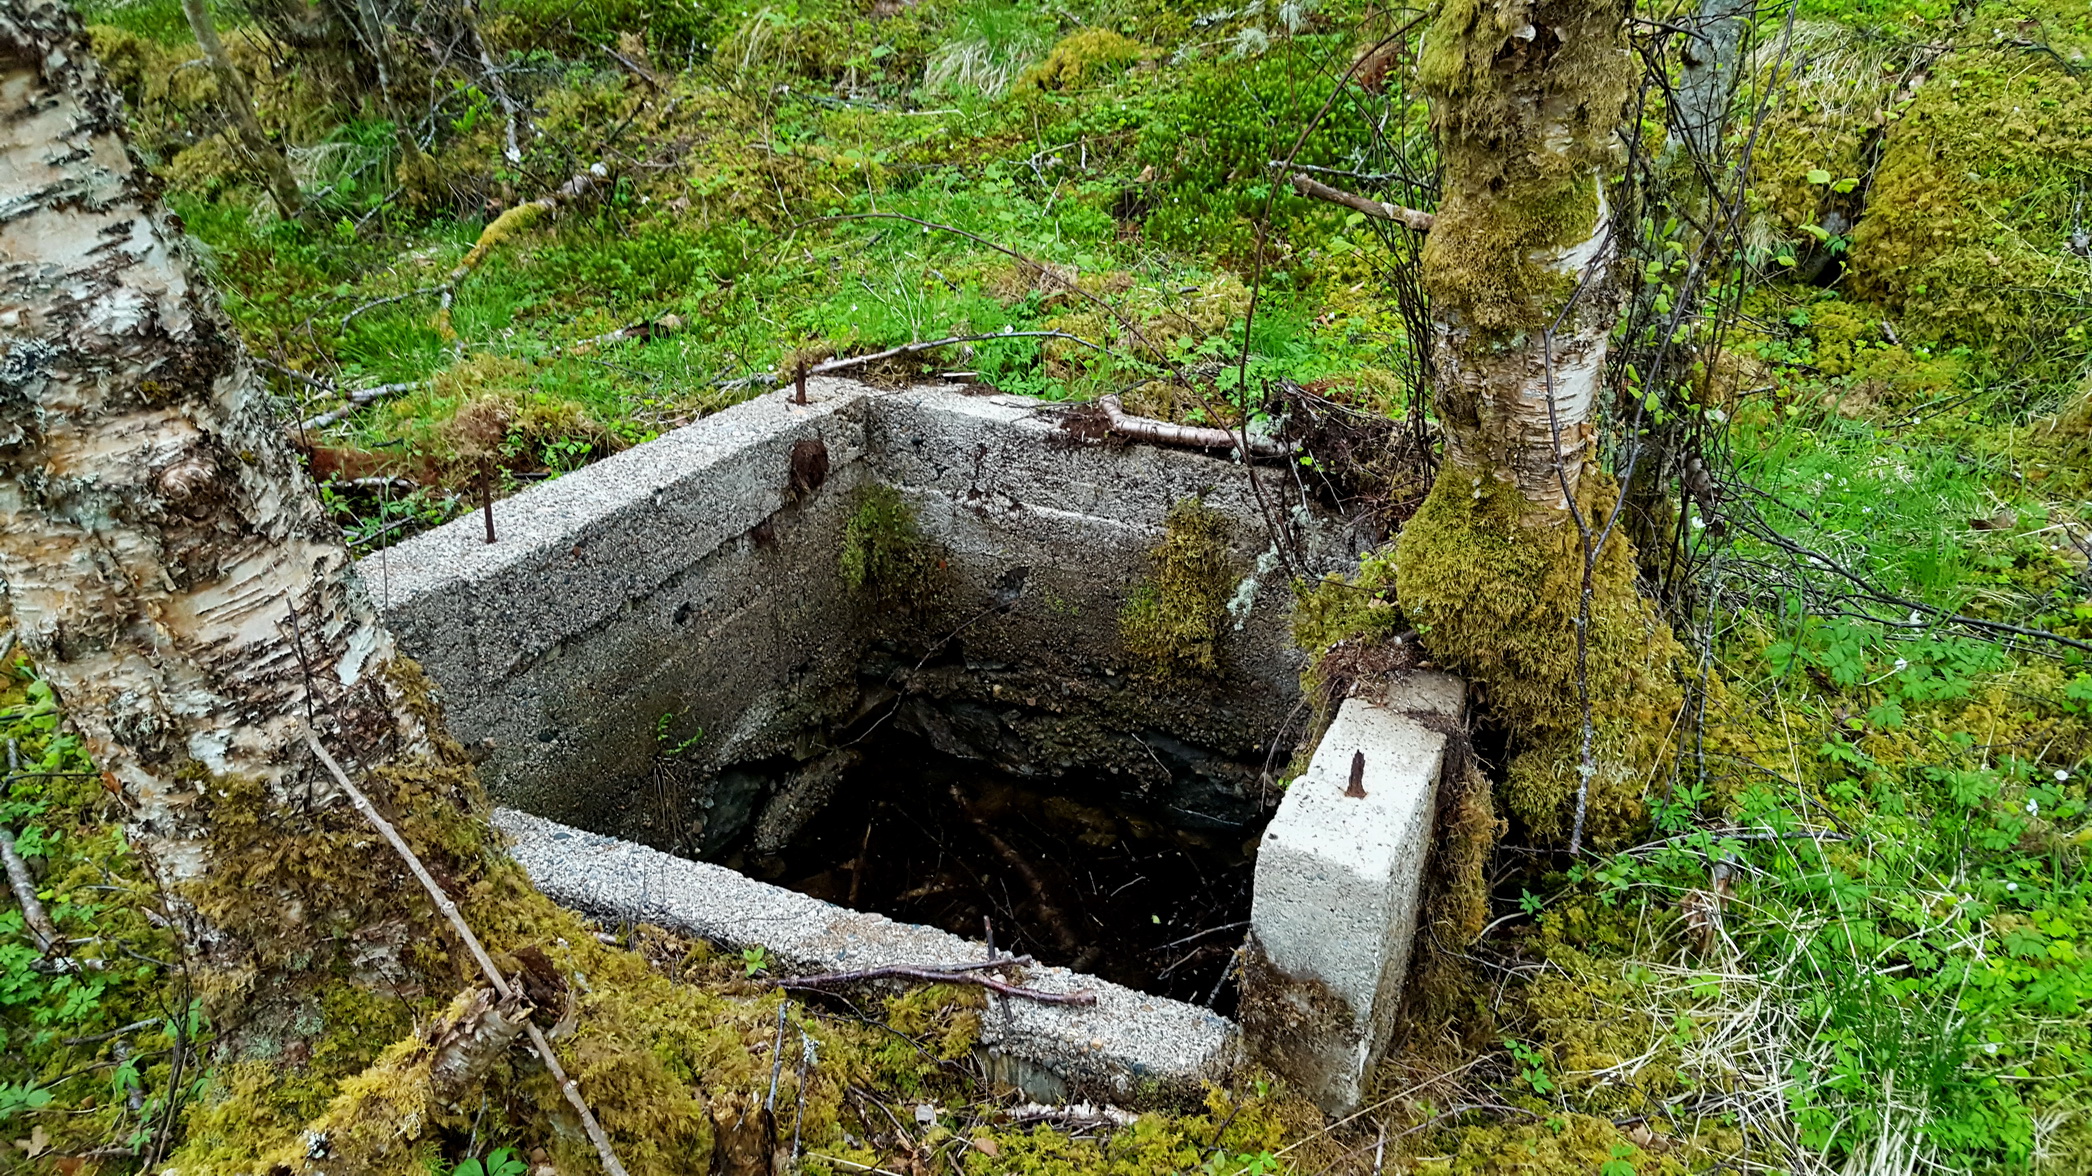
449 1148 527 1176
741 945 771 977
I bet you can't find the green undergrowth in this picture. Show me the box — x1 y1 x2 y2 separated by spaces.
1 654 191 1162
839 483 942 607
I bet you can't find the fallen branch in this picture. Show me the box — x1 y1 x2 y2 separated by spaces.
1 824 62 957
779 960 1097 1006
435 167 605 341
1097 395 1289 458
298 381 423 431
1005 1101 1139 1129
302 728 630 1176
1287 173 1434 232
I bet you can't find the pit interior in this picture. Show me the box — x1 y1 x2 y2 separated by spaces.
375 385 1369 1007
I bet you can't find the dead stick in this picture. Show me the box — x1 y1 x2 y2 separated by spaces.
795 360 807 405
1287 174 1434 232
780 966 1096 1006
1098 395 1289 457
0 824 61 957
301 728 630 1176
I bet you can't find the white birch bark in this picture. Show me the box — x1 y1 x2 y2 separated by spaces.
1419 0 1634 509
0 0 461 1010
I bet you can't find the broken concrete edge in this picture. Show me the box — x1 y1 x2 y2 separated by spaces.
1242 671 1465 1114
494 807 1239 1103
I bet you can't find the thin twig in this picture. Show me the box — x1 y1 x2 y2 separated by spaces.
779 964 1097 1006
300 727 630 1176
807 331 1104 377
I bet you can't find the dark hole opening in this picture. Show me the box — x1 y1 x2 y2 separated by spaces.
747 729 1262 1013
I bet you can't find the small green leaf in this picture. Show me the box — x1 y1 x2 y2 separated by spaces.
1805 168 1832 185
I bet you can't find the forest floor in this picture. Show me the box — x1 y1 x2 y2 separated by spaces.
6 0 2092 1171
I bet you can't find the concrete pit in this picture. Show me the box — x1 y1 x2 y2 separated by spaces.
370 380 1464 1108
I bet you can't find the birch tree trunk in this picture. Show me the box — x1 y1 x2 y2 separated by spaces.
1416 0 1633 506
1 0 486 1062
1394 0 1683 846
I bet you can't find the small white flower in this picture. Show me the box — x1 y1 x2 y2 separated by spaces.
1985 1042 2000 1055
2006 882 2019 892
2026 798 2039 815
1893 658 1909 672
1861 506 1873 514
2058 770 2073 783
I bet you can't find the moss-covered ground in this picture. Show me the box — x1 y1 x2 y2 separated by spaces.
5 0 2091 1170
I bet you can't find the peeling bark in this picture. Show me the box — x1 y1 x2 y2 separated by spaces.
0 0 474 1040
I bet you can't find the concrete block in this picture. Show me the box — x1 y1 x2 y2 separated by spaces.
1241 672 1465 1113
497 808 1238 1100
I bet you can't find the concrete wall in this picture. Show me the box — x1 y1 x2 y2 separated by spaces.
370 381 1362 848
498 808 1236 1102
368 382 875 835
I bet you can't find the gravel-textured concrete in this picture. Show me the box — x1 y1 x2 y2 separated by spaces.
1242 672 1465 1113
370 380 878 831
497 807 1238 1100
369 381 1362 847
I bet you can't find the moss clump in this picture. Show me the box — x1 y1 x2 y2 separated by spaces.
1395 463 1684 842
1292 548 1404 663
1119 497 1240 677
840 483 937 604
1844 25 2092 366
2027 372 2092 496
1019 29 1142 91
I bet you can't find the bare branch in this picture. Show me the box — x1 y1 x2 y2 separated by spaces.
779 963 1098 1005
298 382 422 431
1288 173 1433 232
1097 395 1290 458
807 330 1104 376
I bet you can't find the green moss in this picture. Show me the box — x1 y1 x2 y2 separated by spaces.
1845 27 2092 366
1291 548 1404 662
1394 464 1684 842
2027 375 2091 494
840 483 939 605
1417 0 1633 336
1119 497 1241 677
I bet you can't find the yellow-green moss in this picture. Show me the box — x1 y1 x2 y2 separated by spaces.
1120 497 1241 676
839 483 939 605
1417 0 1633 336
1845 31 2092 362
1292 548 1403 662
1395 464 1685 842
1020 29 1142 91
